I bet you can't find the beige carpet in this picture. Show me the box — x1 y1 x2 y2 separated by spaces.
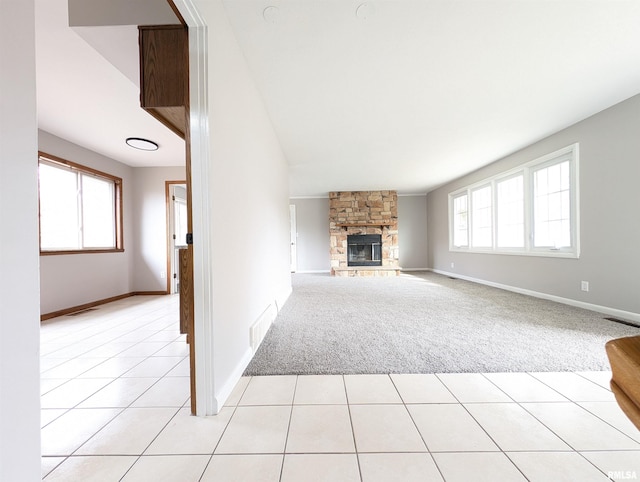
245 272 639 375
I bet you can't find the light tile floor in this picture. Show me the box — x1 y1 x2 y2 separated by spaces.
41 295 640 481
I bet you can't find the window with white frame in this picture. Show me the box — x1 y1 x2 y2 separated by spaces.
496 174 524 248
452 193 469 247
38 152 123 253
533 160 571 249
471 185 492 248
448 144 579 258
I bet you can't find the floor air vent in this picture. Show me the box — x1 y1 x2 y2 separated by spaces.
604 317 640 329
67 308 97 316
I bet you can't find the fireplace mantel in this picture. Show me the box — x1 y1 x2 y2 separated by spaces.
335 221 393 229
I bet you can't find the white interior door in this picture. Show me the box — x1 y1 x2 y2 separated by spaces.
290 204 297 272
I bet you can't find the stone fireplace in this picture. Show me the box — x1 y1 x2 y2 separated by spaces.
329 191 400 276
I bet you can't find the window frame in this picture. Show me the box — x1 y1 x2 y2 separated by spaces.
450 192 469 248
495 171 525 251
470 183 493 250
448 143 580 258
38 152 124 255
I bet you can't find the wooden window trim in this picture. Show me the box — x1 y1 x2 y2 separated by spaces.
38 151 124 255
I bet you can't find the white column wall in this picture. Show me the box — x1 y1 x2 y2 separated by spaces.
0 1 42 479
189 0 292 412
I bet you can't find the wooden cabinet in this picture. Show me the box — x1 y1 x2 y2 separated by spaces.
138 25 188 138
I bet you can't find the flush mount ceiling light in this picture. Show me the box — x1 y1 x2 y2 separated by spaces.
356 2 375 20
125 137 159 151
263 6 280 24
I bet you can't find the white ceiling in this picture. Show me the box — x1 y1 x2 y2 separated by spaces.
222 0 640 196
35 0 640 195
35 0 185 168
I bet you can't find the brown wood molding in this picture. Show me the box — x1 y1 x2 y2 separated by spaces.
145 106 186 138
40 249 125 256
40 291 170 322
335 222 394 228
166 0 187 26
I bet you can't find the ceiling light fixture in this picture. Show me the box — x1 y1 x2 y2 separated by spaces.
356 2 375 20
263 6 280 24
125 137 159 151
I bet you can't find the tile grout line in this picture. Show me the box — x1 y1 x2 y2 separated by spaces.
511 398 618 480
388 375 448 482
342 374 365 482
278 376 299 482
521 372 640 445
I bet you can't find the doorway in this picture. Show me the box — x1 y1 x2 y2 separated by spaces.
166 181 188 294
290 204 297 272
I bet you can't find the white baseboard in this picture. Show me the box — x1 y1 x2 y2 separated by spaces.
430 269 640 323
294 270 331 274
401 268 430 272
275 284 293 312
213 347 253 413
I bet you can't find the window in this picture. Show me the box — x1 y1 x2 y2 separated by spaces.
452 193 469 247
448 144 579 258
38 152 123 254
533 160 571 249
496 174 524 248
471 185 492 248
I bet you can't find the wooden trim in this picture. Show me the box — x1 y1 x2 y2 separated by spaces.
40 249 125 256
41 293 134 321
40 291 170 321
143 107 185 139
39 151 122 182
166 0 187 26
166 181 172 295
116 172 124 251
335 222 393 228
38 151 124 252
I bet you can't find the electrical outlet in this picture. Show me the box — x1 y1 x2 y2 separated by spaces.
451 262 455 269
160 271 166 279
581 281 589 292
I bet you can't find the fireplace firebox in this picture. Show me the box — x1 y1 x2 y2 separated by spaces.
347 234 382 267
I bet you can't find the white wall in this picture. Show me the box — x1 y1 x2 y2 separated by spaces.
290 198 330 272
398 195 429 270
131 166 185 292
194 0 292 410
38 131 135 314
427 94 640 317
0 0 42 479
